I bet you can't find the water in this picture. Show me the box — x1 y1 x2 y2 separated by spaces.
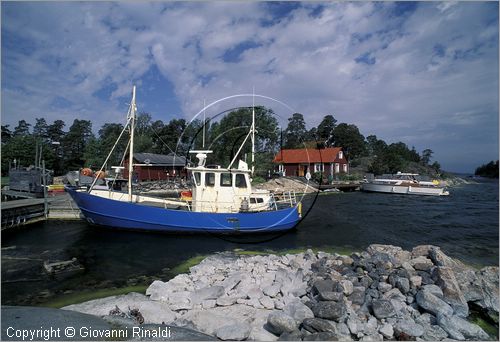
2 180 498 306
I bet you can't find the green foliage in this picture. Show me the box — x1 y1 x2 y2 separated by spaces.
316 115 337 144
284 113 307 148
208 106 279 169
63 119 93 170
1 125 12 144
332 123 366 160
475 160 499 178
421 148 433 165
13 120 31 137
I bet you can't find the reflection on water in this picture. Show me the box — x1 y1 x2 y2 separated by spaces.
2 180 498 305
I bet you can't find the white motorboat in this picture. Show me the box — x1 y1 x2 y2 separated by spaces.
361 172 449 196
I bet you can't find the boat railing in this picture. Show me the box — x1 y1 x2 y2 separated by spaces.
270 190 297 210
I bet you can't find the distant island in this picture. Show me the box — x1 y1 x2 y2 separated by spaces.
475 160 499 178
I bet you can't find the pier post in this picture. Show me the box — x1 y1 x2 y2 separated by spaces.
42 160 48 218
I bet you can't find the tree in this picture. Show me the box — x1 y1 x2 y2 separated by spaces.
284 113 307 149
208 106 279 175
13 120 31 137
63 119 93 169
316 115 337 145
421 149 433 165
366 135 387 157
33 118 49 141
475 160 499 178
331 123 366 160
47 120 66 143
1 125 12 144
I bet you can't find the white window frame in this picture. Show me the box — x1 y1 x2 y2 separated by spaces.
338 151 343 159
342 163 348 172
314 163 323 173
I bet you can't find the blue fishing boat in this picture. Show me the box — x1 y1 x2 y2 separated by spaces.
66 87 301 233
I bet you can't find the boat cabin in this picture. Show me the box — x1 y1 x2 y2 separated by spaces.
187 154 271 213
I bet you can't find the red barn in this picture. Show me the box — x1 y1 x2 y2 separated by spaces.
124 153 187 181
273 147 348 178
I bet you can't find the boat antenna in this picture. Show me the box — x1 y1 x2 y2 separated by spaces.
128 85 136 202
202 99 206 148
251 87 255 176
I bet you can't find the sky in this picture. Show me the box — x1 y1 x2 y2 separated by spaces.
1 1 498 173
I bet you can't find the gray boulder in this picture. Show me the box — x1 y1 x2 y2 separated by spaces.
215 323 251 341
371 299 396 319
277 330 302 341
394 318 424 338
421 325 449 341
267 312 298 335
416 290 454 317
302 332 338 341
283 300 314 324
190 286 225 304
302 318 337 333
319 291 343 301
311 301 346 321
437 314 490 341
432 266 469 317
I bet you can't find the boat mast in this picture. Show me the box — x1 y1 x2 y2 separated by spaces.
251 87 255 176
128 86 136 202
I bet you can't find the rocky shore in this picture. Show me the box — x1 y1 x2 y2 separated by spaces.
62 244 498 341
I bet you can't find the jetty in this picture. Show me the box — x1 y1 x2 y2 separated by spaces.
1 192 81 230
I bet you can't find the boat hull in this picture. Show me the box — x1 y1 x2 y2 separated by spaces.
66 188 300 233
360 183 448 196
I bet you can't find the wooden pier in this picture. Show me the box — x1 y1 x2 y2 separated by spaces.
1 198 47 229
1 192 81 230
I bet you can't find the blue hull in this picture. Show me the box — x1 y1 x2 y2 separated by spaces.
66 188 300 233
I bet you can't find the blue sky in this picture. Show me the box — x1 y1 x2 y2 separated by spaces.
1 1 498 173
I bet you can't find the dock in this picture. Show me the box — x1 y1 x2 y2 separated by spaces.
1 198 47 229
319 181 362 192
1 192 81 230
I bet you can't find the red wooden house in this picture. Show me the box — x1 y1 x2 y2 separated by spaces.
273 147 348 177
124 152 187 181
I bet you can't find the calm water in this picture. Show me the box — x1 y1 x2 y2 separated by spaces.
2 179 498 306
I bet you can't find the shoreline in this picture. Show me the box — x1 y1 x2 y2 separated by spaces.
4 244 497 341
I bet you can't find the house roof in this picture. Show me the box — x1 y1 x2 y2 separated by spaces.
273 147 343 164
134 153 186 166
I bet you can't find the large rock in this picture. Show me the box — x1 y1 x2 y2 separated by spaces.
302 318 337 333
191 286 225 304
215 323 251 341
62 292 176 324
302 331 339 341
371 299 396 319
421 325 449 341
267 312 298 335
416 290 454 317
432 266 468 317
283 299 314 324
311 301 346 321
366 244 411 265
393 319 424 338
182 310 239 336
437 314 490 340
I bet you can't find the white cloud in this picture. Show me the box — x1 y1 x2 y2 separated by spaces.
1 1 498 172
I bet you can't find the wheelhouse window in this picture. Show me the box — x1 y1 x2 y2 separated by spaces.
220 173 232 187
235 174 247 188
250 197 264 203
205 172 215 187
193 172 201 186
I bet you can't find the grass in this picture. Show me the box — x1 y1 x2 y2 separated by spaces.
40 285 148 309
169 255 208 275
